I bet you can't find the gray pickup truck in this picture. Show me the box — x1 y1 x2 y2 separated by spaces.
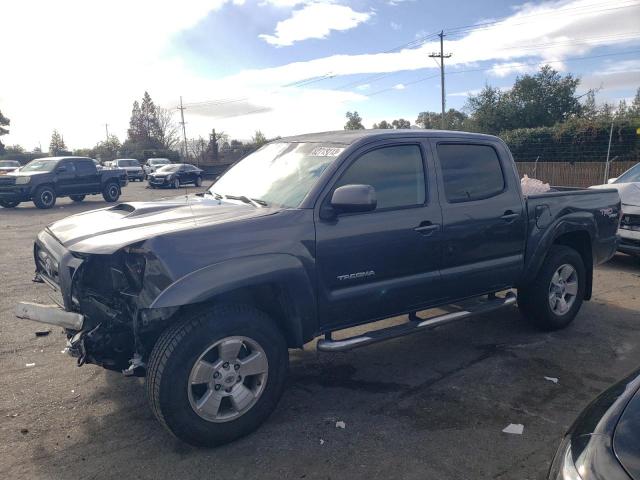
15 130 620 446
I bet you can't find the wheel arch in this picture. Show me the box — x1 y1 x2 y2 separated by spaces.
148 254 317 348
521 217 595 300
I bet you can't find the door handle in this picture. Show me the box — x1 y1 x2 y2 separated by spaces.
414 221 440 236
500 211 520 221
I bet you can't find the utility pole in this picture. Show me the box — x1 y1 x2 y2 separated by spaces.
429 31 452 129
104 123 110 143
603 115 615 183
178 96 188 162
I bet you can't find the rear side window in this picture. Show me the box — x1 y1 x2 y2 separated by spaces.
336 145 425 210
437 144 505 203
76 160 96 174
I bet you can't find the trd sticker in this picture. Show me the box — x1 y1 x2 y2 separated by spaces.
599 207 618 219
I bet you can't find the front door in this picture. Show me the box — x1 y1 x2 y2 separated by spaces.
432 140 526 299
315 141 443 330
55 160 77 195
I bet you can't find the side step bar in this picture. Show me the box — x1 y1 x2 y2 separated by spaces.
317 292 517 353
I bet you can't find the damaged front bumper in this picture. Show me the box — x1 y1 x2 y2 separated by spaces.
15 301 84 330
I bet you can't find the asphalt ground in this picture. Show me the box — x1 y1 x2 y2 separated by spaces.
1 181 639 480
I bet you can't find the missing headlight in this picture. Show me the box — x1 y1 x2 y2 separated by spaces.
123 249 146 293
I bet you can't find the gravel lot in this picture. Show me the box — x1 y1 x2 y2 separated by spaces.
1 181 639 480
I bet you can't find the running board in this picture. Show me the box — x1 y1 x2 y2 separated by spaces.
316 292 517 353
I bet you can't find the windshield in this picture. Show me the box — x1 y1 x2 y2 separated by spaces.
157 164 180 173
615 163 640 184
0 161 20 168
149 159 169 165
21 159 58 172
117 159 140 167
209 142 344 208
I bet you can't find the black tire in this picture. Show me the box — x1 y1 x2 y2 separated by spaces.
146 305 288 447
33 186 57 209
70 194 85 202
172 178 180 189
195 176 203 187
0 200 20 208
102 182 121 202
518 245 586 331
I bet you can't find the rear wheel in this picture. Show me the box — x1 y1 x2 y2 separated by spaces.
70 195 85 202
102 182 120 202
0 200 20 208
195 176 203 187
173 178 180 189
146 305 288 447
518 245 585 330
33 186 56 209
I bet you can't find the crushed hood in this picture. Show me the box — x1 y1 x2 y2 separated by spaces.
591 182 640 207
47 195 280 254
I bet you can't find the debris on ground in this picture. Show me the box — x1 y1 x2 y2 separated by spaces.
20 428 29 434
544 376 559 384
502 423 524 435
335 421 346 429
25 363 35 368
6 413 18 418
35 330 51 337
319 439 325 445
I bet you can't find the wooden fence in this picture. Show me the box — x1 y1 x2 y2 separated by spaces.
515 161 637 188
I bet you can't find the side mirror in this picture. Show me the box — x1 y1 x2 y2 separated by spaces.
330 184 377 214
56 166 67 173
607 178 617 184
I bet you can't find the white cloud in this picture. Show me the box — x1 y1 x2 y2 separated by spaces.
393 83 406 90
488 62 537 77
390 21 402 31
259 3 373 46
356 84 371 90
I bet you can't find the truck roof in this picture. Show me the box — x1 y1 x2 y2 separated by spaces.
279 129 500 145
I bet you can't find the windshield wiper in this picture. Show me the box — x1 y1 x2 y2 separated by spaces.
225 195 267 207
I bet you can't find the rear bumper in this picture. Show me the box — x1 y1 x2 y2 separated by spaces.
618 229 640 255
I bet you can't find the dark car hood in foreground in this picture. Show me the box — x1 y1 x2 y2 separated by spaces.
47 195 280 254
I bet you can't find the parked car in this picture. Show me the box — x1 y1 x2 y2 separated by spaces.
0 160 21 175
591 162 640 257
548 368 640 479
143 158 171 177
15 130 620 446
147 163 203 188
113 158 145 182
0 156 128 209
93 159 103 171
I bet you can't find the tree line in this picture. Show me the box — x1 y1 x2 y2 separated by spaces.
345 65 640 163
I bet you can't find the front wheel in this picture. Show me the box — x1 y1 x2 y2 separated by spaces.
518 245 586 331
102 182 121 202
146 305 288 447
33 186 57 209
70 194 85 202
0 200 20 208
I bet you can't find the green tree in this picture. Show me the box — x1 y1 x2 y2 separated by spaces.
0 109 9 155
49 130 67 155
123 92 164 156
416 109 469 130
251 130 267 147
391 118 411 129
629 87 640 118
581 90 599 120
93 135 121 161
466 66 582 133
372 120 392 129
344 111 364 130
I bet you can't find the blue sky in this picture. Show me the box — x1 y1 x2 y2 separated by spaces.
2 0 639 148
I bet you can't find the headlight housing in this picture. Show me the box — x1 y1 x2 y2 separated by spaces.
15 176 31 185
549 436 582 480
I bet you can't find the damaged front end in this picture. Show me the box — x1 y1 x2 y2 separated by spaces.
16 228 177 376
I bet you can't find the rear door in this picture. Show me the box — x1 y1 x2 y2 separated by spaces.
315 140 444 330
74 159 100 193
431 140 526 299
